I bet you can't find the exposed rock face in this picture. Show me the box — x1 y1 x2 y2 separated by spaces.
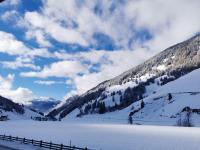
48 34 200 119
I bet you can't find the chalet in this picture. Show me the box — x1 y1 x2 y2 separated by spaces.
0 115 8 121
32 116 57 121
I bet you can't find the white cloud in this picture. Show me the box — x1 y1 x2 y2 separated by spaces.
0 31 53 57
0 31 29 55
1 10 19 22
63 90 78 100
0 0 20 6
20 60 88 78
1 57 41 70
8 0 19 5
23 11 88 46
0 74 34 104
125 0 200 51
18 0 200 50
0 31 55 70
34 80 65 85
2 0 200 99
26 30 52 47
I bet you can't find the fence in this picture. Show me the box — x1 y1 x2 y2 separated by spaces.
0 134 91 150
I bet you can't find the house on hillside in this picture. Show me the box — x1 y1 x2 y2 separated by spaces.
0 115 8 121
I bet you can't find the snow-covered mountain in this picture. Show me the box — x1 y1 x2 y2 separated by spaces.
48 34 200 125
0 95 43 120
26 97 60 113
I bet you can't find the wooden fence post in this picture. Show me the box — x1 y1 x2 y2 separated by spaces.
9 135 11 141
50 141 52 149
60 143 63 150
23 138 25 144
40 140 43 147
32 139 34 144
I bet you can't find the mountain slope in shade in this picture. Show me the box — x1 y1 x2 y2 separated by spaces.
48 34 200 121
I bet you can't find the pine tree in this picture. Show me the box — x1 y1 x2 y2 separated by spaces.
141 99 145 109
112 96 115 102
120 95 123 103
128 116 133 124
168 93 172 101
99 102 106 114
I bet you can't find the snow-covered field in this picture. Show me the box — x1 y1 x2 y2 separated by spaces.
0 120 200 150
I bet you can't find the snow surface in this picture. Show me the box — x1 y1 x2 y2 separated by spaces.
156 64 167 71
0 120 200 150
0 108 42 120
0 140 44 150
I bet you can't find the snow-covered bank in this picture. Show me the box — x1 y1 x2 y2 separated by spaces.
0 120 200 150
0 140 44 150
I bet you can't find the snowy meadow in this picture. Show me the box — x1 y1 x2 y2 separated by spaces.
0 120 200 150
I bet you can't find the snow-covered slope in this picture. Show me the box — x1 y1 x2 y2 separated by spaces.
63 68 200 126
0 95 43 120
48 34 200 121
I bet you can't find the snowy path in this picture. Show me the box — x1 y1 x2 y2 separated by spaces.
0 145 17 150
0 120 200 150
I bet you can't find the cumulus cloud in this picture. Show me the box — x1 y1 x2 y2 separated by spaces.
0 31 53 57
125 0 200 51
18 0 197 50
0 31 29 55
26 29 52 47
0 31 54 70
1 10 19 22
0 0 20 7
20 60 88 78
1 0 200 99
23 11 88 46
0 74 34 104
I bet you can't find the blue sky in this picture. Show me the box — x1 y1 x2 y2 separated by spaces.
0 0 199 103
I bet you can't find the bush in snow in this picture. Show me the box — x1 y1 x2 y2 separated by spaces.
168 93 172 101
176 111 193 127
182 111 193 127
99 102 106 114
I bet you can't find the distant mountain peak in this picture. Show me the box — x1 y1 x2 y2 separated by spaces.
27 97 60 113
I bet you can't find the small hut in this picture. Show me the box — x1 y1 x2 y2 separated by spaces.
0 115 8 121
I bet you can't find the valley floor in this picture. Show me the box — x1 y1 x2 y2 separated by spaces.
0 120 200 150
